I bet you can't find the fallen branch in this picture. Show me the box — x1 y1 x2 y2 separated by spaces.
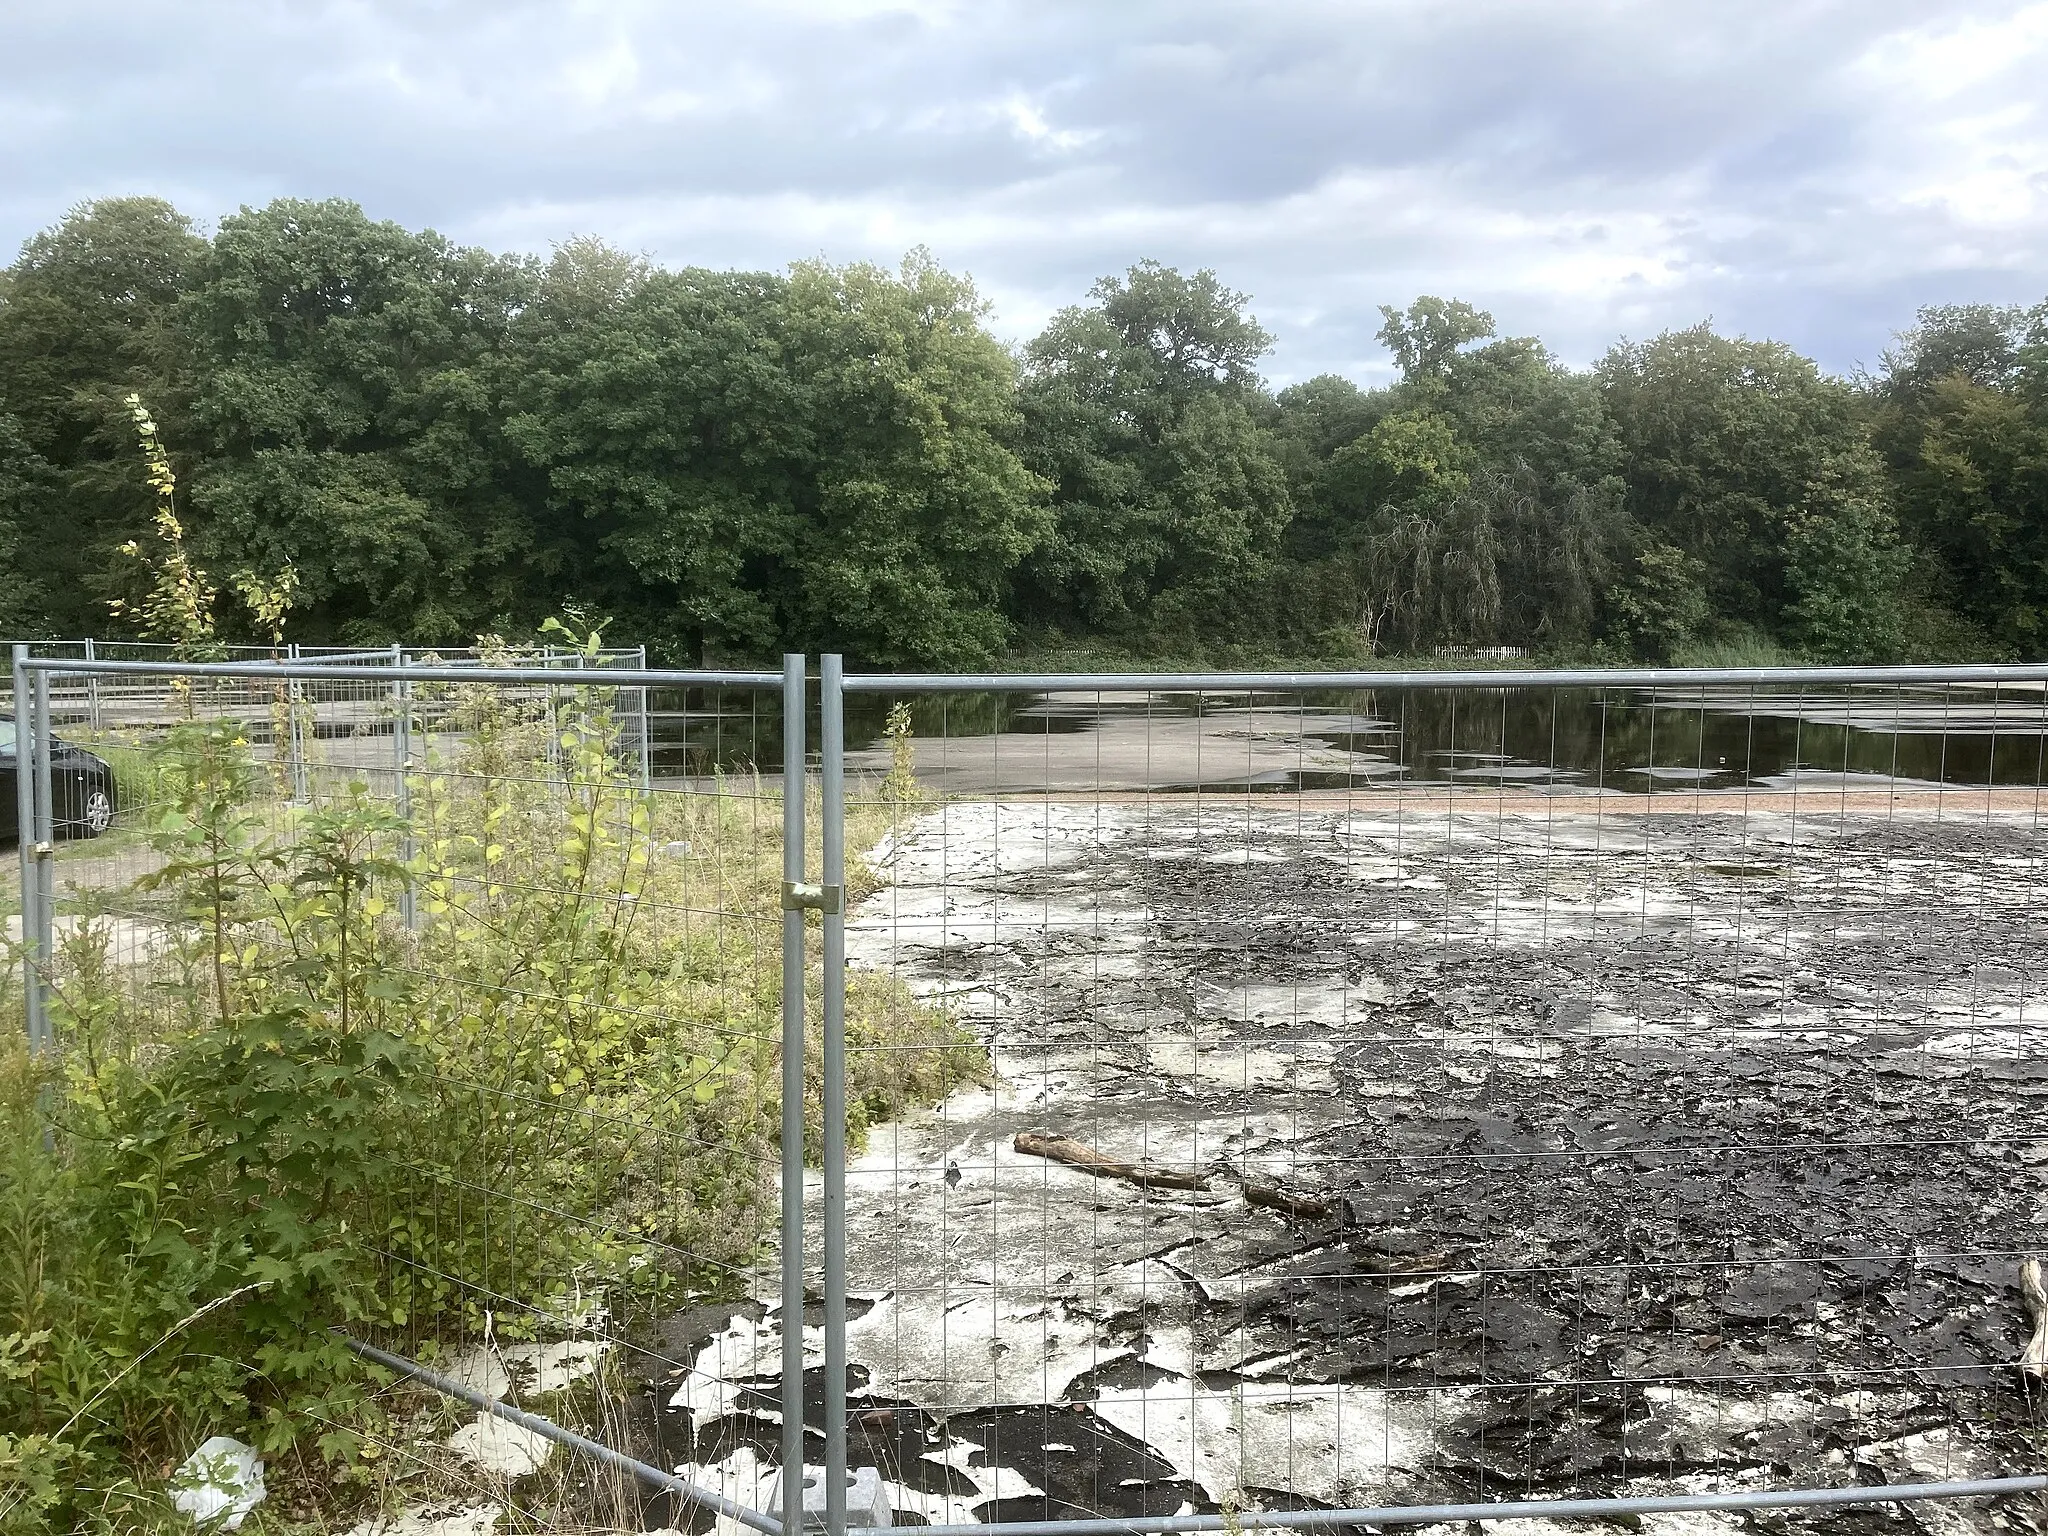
2022 1259 2048 1382
1013 1131 1211 1191
1243 1181 1338 1221
1358 1249 1451 1276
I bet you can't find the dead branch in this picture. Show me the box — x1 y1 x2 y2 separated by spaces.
1359 1249 1451 1275
1013 1131 1212 1191
2022 1259 2048 1382
1243 1181 1338 1221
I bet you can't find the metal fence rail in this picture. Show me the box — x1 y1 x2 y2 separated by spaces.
14 651 2048 1532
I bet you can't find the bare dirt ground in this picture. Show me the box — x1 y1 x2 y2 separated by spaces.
659 790 2048 1535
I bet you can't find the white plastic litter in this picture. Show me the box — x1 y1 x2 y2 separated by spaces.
448 1412 553 1477
771 1464 892 1530
169 1436 266 1530
439 1339 608 1401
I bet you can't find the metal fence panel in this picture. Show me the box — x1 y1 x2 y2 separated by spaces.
7 650 803 1534
820 661 2048 1534
21 650 2048 1532
1 641 655 783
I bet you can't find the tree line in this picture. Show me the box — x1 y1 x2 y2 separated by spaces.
1 195 2043 665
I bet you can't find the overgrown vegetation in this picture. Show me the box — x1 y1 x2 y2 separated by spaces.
1 197 2042 664
0 642 972 1531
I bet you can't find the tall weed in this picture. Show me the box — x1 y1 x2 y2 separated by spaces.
1 648 973 1529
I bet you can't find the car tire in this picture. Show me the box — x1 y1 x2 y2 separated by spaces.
81 783 114 838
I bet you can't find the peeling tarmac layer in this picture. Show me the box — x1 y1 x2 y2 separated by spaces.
655 796 2048 1533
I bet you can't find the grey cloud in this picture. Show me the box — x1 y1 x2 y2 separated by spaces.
1 0 2044 380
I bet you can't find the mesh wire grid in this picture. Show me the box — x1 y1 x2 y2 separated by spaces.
16 657 2048 1532
0 643 653 775
816 670 2048 1534
7 653 795 1532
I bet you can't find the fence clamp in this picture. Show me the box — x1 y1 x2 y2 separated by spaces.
782 882 843 914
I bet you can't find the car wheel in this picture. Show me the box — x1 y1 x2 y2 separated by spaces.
81 784 114 837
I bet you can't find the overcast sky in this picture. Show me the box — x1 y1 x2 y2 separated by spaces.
5 0 2046 384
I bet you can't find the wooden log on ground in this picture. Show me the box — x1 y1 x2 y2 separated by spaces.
2022 1258 2048 1381
1242 1180 1338 1221
1013 1131 1211 1191
1358 1249 1451 1275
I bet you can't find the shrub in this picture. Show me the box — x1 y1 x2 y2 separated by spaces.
1 652 973 1528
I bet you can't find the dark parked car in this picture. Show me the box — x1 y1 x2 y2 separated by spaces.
0 714 116 840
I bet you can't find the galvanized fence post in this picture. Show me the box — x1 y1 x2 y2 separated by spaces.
637 644 653 795
83 636 99 731
392 644 418 931
820 654 849 1536
11 643 45 1053
780 654 809 1536
287 641 309 802
30 664 55 1046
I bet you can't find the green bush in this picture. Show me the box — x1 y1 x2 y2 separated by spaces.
1606 542 1711 662
1 660 975 1529
1 734 422 1529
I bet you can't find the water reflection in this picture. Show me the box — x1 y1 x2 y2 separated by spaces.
642 683 2048 794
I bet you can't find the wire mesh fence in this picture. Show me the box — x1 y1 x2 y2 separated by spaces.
0 639 656 791
6 648 801 1533
811 665 2048 1533
16 652 2048 1532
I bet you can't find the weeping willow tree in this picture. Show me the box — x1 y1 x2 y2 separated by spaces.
1351 468 1622 654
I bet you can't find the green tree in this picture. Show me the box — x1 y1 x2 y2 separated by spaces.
1014 262 1290 648
1869 301 2046 653
1606 542 1711 662
1275 299 1626 656
1270 374 1383 489
0 198 205 634
3 191 2025 667
1326 465 1619 656
1434 337 1622 503
503 243 798 660
1781 452 1909 661
1325 409 1470 513
0 415 57 635
1376 296 1496 383
1875 303 2029 401
776 253 1051 665
180 199 538 644
509 246 1046 665
1600 323 1905 654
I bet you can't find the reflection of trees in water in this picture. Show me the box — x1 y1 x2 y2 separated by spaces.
650 681 2048 788
648 686 1027 776
645 684 783 777
1358 687 2048 788
1372 689 1740 784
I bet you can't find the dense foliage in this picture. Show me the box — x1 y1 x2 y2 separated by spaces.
1 664 970 1531
3 196 2045 662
